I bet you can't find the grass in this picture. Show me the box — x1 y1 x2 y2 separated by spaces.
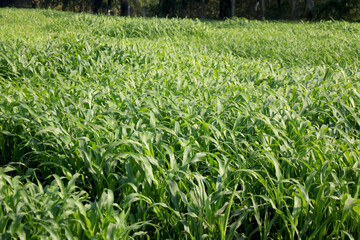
0 7 360 239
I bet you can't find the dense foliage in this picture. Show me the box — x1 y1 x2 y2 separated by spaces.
1 0 360 20
0 8 360 239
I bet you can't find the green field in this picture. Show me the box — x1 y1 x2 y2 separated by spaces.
0 8 360 239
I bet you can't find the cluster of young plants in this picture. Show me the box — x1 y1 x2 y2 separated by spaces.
0 8 360 239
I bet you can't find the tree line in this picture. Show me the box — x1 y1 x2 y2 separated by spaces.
1 0 359 21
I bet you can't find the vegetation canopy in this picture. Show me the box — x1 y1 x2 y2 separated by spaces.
0 8 360 239
1 0 360 20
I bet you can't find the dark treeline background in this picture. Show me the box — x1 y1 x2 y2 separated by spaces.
1 0 359 21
